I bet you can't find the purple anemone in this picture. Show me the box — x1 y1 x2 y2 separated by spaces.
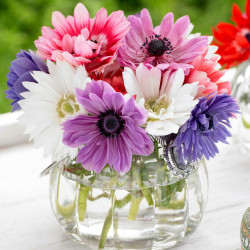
172 94 240 162
6 50 48 111
118 9 208 72
62 80 154 173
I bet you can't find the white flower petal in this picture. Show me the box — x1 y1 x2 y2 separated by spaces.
19 60 89 161
136 64 161 99
123 67 144 100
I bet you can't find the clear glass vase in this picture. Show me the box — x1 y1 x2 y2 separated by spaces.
241 207 250 250
232 60 250 152
49 142 208 250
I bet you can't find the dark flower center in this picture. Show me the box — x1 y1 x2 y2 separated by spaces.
97 110 125 137
90 39 98 52
245 33 250 43
141 35 173 57
198 114 214 132
207 115 214 130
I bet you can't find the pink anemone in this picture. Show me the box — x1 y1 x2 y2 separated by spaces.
185 47 231 98
35 3 130 73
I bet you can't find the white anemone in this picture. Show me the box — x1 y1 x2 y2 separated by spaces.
19 60 90 161
123 63 199 136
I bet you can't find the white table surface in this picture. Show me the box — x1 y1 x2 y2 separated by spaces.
0 124 249 250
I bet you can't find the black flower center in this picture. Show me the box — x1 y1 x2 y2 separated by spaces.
90 39 98 52
245 33 250 43
142 35 173 57
97 110 125 137
198 114 214 132
207 115 214 130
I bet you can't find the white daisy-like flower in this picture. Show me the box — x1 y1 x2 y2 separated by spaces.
123 63 199 136
19 60 91 161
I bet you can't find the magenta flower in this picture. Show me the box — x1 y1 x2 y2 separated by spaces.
35 3 130 73
62 80 154 173
118 9 208 72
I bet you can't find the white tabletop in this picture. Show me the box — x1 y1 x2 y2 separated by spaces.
0 128 249 250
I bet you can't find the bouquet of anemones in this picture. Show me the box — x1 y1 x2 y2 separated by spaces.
6 3 239 249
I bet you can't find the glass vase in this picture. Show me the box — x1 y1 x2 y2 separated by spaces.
232 60 250 152
241 207 250 250
49 142 208 250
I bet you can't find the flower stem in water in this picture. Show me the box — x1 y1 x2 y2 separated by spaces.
132 165 154 206
78 184 91 221
56 174 77 219
99 190 115 249
128 191 143 220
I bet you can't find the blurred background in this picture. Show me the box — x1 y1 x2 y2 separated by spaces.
0 0 246 114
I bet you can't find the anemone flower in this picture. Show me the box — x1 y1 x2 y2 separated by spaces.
123 64 199 135
19 60 90 161
6 50 48 112
35 3 130 73
62 80 154 173
213 0 250 68
185 46 231 98
173 94 240 162
118 9 208 73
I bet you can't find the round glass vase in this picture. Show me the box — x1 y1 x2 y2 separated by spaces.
231 60 250 152
241 207 250 250
49 143 208 250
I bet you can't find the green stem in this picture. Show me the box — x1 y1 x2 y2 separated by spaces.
99 190 115 249
132 165 154 206
98 192 134 249
88 192 109 201
167 180 186 210
128 192 143 220
56 175 77 219
115 194 132 208
99 209 113 249
78 184 91 221
156 166 170 207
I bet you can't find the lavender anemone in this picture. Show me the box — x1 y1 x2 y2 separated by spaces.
172 94 240 162
6 50 48 111
62 80 154 173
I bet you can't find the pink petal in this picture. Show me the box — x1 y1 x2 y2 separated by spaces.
160 12 174 38
74 3 90 33
51 51 65 61
140 9 154 37
66 16 78 35
60 51 77 65
91 8 108 37
41 26 61 40
81 27 90 39
62 34 74 53
128 15 146 44
52 11 73 36
74 35 94 58
168 15 190 46
34 40 52 55
102 11 129 42
74 56 92 65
